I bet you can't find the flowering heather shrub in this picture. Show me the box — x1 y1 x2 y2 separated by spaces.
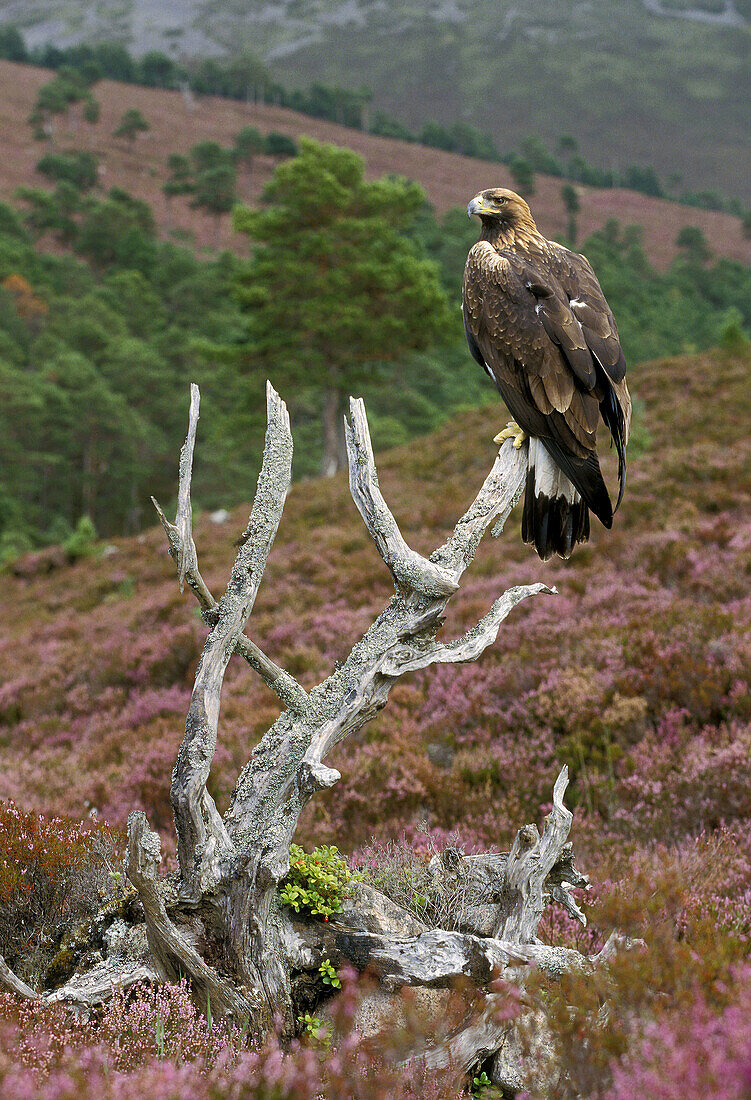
0 802 125 983
517 844 751 1099
0 348 750 1091
606 967 751 1100
0 973 470 1098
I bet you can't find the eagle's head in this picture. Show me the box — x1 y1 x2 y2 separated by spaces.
467 188 536 229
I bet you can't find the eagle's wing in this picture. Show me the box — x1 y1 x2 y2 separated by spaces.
544 244 632 506
462 241 630 524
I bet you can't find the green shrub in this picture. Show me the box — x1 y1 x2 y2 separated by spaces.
279 843 360 919
0 528 32 566
36 151 98 192
63 514 99 560
263 131 298 158
319 957 341 988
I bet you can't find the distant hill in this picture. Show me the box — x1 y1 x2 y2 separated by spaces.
0 60 749 269
0 0 749 203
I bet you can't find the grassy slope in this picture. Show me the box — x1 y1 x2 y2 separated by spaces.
1 0 748 203
275 0 751 205
0 59 750 270
1 345 749 862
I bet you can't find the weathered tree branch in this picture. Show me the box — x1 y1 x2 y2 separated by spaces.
345 397 459 598
170 382 294 899
175 382 200 593
291 921 593 991
134 384 558 1038
46 958 159 1014
497 766 576 942
382 583 554 676
126 812 254 1021
222 396 537 854
0 954 39 1000
433 437 529 577
151 496 307 712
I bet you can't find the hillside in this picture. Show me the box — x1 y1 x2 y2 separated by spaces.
1 342 750 1095
2 344 749 853
0 59 750 269
0 0 749 204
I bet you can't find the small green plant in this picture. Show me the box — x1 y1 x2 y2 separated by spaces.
63 515 99 561
296 1012 331 1049
470 1070 500 1097
319 958 341 989
279 843 360 920
155 1011 165 1061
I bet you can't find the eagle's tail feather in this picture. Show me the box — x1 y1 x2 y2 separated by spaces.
539 434 613 529
522 439 590 560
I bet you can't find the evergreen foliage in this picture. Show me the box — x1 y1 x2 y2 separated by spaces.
163 143 238 238
36 151 98 191
507 156 536 197
561 183 580 245
262 131 298 159
232 138 453 474
234 126 263 166
113 108 150 143
0 131 750 552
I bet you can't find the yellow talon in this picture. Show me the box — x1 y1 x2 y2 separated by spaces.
493 420 527 449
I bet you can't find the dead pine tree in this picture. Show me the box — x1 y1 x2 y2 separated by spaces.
1 382 634 1088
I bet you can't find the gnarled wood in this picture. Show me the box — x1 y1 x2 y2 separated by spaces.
126 811 255 1021
170 382 293 900
151 495 308 712
497 766 578 942
0 954 39 1000
381 583 554 676
345 397 459 598
290 922 593 991
46 957 159 1014
175 382 200 592
138 382 552 1037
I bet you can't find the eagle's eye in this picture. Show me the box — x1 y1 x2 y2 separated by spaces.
496 196 507 205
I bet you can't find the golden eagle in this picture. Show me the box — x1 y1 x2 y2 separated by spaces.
463 187 632 560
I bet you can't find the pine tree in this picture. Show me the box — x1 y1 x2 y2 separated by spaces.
114 108 150 143
233 138 452 475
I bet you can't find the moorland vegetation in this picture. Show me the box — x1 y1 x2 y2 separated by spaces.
1 130 750 558
3 25 749 219
1 334 750 1094
1 0 750 206
0 49 750 1096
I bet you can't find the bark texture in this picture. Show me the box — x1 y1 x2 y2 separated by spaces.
130 382 565 1038
8 383 629 1087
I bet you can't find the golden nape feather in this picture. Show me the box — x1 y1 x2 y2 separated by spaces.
462 187 631 561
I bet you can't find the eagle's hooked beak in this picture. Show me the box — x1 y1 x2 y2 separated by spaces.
467 195 484 219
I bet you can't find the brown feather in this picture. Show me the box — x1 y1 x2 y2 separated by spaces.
542 364 575 413
462 186 632 557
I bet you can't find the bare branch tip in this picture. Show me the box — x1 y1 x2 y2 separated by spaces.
553 766 569 805
265 380 291 435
